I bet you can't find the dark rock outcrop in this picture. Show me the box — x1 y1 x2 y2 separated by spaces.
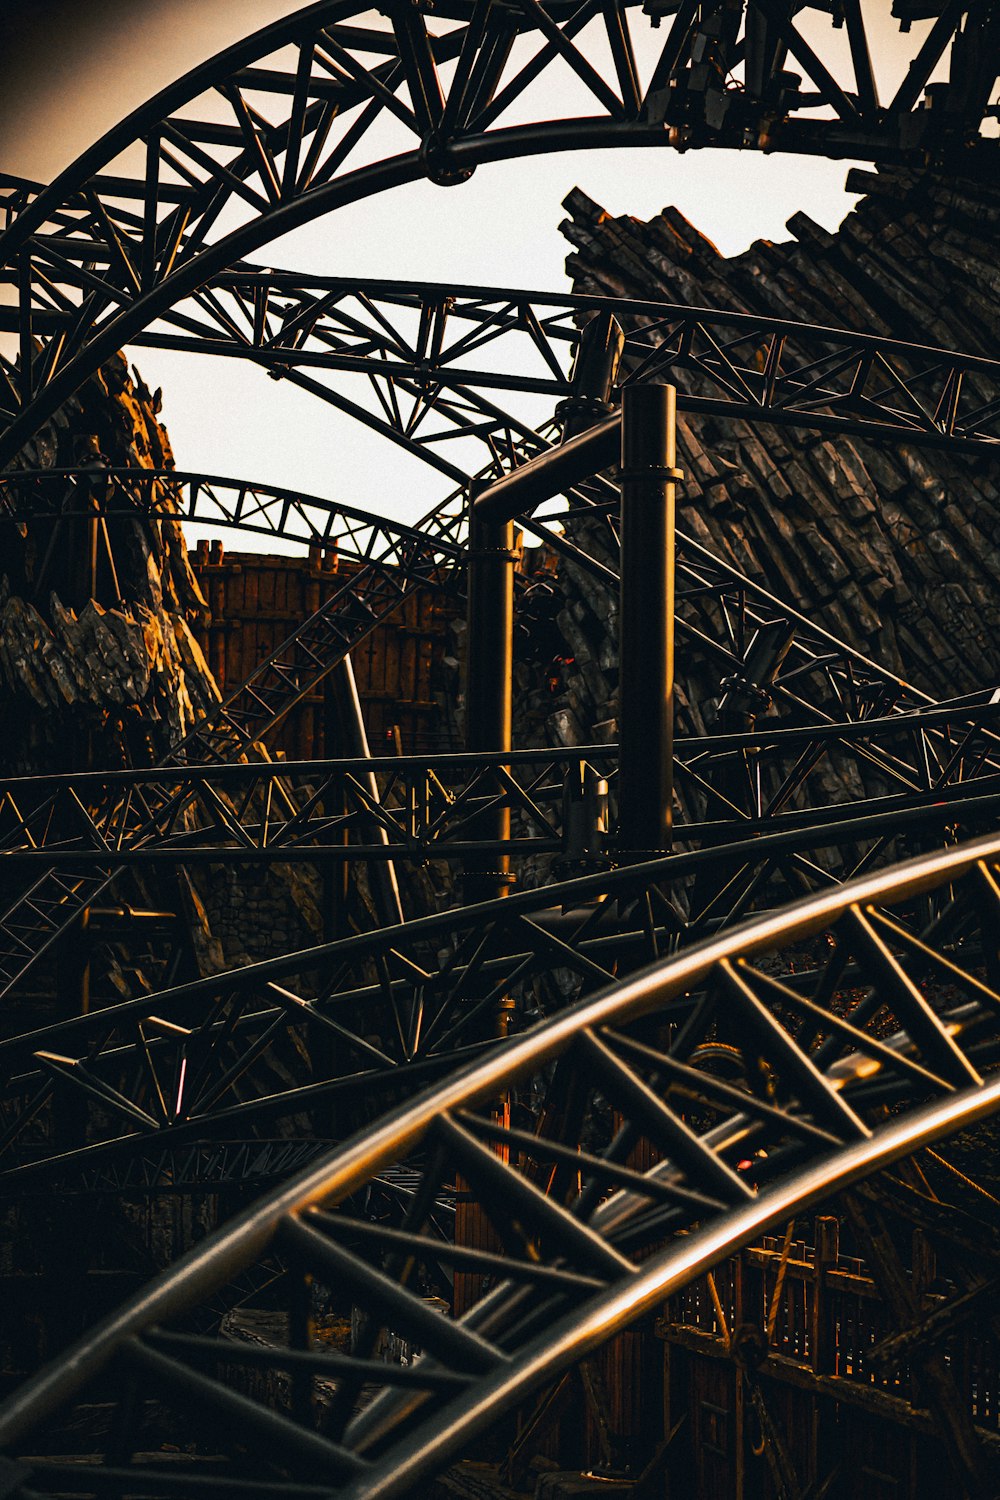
1 353 217 773
557 167 1000 706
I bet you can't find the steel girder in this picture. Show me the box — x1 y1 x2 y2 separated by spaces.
3 280 1000 477
0 446 957 1000
2 704 1000 868
2 393 997 1000
0 467 469 1002
0 3 998 470
68 1139 338 1197
5 754 1000 1196
0 466 470 552
4 832 1000 1495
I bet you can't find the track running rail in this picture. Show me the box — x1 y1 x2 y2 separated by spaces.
4 832 1000 1494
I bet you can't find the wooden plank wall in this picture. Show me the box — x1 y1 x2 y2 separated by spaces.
657 1220 1000 1498
504 1217 1000 1495
190 539 458 758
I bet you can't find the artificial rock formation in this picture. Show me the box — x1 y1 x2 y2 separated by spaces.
556 166 1000 709
0 353 218 775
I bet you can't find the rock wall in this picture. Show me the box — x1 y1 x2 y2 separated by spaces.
0 358 337 982
557 166 1000 705
1 353 218 774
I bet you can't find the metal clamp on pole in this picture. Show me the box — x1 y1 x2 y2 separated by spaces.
556 310 626 440
617 383 682 858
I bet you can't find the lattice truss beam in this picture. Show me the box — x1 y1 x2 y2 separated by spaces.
0 3 997 467
2 349 1000 1006
0 464 475 1004
4 835 1000 1497
0 429 991 1003
4 716 1000 1197
3 281 1000 482
2 703 1000 867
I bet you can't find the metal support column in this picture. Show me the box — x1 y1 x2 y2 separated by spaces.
462 508 517 908
617 384 681 857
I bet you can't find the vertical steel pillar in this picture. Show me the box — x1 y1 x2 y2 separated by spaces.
457 512 517 1293
462 508 517 908
322 672 351 944
617 384 680 857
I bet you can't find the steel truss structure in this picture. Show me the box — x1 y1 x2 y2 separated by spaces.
1 427 993 1005
0 11 999 1485
0 2 997 468
4 834 1000 1497
0 465 465 576
5 281 1000 480
6 738 1000 1198
0 468 467 1001
70 1138 338 1197
3 702 1000 868
2 346 999 992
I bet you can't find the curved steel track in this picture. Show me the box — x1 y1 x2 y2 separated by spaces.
3 719 1000 1193
1 31 998 1478
0 2 996 467
3 832 1000 1495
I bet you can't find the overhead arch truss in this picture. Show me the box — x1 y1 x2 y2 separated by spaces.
0 1 998 466
4 833 1000 1496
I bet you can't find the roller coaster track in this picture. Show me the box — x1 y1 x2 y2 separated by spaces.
1 395 997 999
0 464 467 567
3 703 1000 867
4 832 1000 1496
0 2 997 467
0 452 946 995
5 740 1000 1194
0 12 997 1482
0 472 468 1001
2 223 998 999
5 280 1000 470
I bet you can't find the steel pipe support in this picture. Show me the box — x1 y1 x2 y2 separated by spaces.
462 508 518 906
328 655 405 929
472 415 620 525
617 383 681 857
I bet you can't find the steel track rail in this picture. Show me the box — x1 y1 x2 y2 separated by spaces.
2 704 1000 864
2 773 1000 1194
4 831 1000 1495
0 2 996 468
4 273 1000 466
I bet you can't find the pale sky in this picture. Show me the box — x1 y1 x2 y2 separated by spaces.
0 2 957 540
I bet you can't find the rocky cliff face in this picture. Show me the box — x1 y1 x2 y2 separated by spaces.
0 357 377 979
0 352 218 775
556 166 1000 709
